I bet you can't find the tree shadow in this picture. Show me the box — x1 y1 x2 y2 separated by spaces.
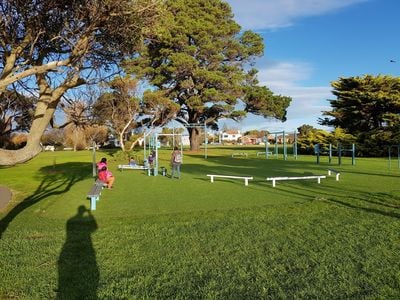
326 197 400 219
56 205 99 299
0 162 92 239
282 184 400 219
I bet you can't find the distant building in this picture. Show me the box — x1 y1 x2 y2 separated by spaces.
221 130 242 143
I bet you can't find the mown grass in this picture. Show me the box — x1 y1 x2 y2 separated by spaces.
0 146 400 299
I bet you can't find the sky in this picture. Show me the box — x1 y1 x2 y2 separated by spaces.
221 0 400 133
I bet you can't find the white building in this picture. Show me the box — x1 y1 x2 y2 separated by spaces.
221 130 242 143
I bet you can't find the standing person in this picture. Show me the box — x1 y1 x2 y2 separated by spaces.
170 147 182 179
148 151 156 167
98 166 115 189
96 157 107 171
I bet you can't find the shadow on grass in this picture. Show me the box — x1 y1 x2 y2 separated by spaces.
285 184 400 219
0 162 92 239
326 197 400 219
56 205 99 299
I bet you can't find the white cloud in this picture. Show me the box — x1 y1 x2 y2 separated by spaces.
221 61 333 132
257 60 332 120
226 0 368 30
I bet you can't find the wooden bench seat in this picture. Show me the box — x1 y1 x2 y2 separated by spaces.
266 175 326 187
87 179 106 210
207 174 253 186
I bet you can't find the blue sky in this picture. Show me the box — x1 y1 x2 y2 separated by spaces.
222 0 400 132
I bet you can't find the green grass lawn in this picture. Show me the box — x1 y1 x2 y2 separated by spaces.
1 146 400 299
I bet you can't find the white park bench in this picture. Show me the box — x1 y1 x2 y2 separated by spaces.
256 151 273 157
207 174 253 186
231 152 248 158
327 168 341 181
266 175 326 187
118 164 148 171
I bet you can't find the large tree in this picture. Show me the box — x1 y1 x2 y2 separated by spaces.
320 75 400 155
320 75 400 133
0 0 160 165
126 0 291 150
93 77 179 151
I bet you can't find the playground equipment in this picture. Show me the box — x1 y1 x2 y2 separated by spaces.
261 130 298 160
143 131 183 176
315 143 355 165
388 145 400 169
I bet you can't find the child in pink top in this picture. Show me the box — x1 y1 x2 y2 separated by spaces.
98 166 115 189
97 157 107 171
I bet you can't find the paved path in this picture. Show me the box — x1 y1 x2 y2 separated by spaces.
0 186 12 210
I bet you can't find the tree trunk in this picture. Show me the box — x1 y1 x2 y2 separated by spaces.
188 127 200 151
0 94 57 165
119 131 126 152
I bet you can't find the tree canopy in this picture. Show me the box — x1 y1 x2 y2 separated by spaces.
0 90 35 147
0 0 160 165
92 77 179 151
126 0 291 150
320 75 400 155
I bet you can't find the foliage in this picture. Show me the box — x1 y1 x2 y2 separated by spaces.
0 0 161 165
0 89 35 148
84 126 109 147
126 0 291 150
244 129 268 138
8 133 28 149
63 126 87 151
93 77 179 152
320 75 400 155
296 125 330 154
41 129 65 147
159 127 185 146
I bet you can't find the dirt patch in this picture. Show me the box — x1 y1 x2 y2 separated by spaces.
0 186 12 210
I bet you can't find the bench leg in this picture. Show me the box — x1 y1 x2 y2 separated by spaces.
317 177 321 184
328 170 331 176
245 179 248 186
210 176 214 183
336 174 340 181
90 196 97 210
272 180 276 187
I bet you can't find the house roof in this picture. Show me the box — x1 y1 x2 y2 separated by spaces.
224 130 241 134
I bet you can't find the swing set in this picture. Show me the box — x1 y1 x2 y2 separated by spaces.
259 130 298 160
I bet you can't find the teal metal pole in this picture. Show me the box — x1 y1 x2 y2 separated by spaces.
204 121 207 159
352 143 355 166
154 133 159 176
398 145 400 168
283 130 287 160
92 142 97 177
265 135 268 159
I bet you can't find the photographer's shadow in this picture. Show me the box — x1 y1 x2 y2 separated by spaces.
57 205 99 299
